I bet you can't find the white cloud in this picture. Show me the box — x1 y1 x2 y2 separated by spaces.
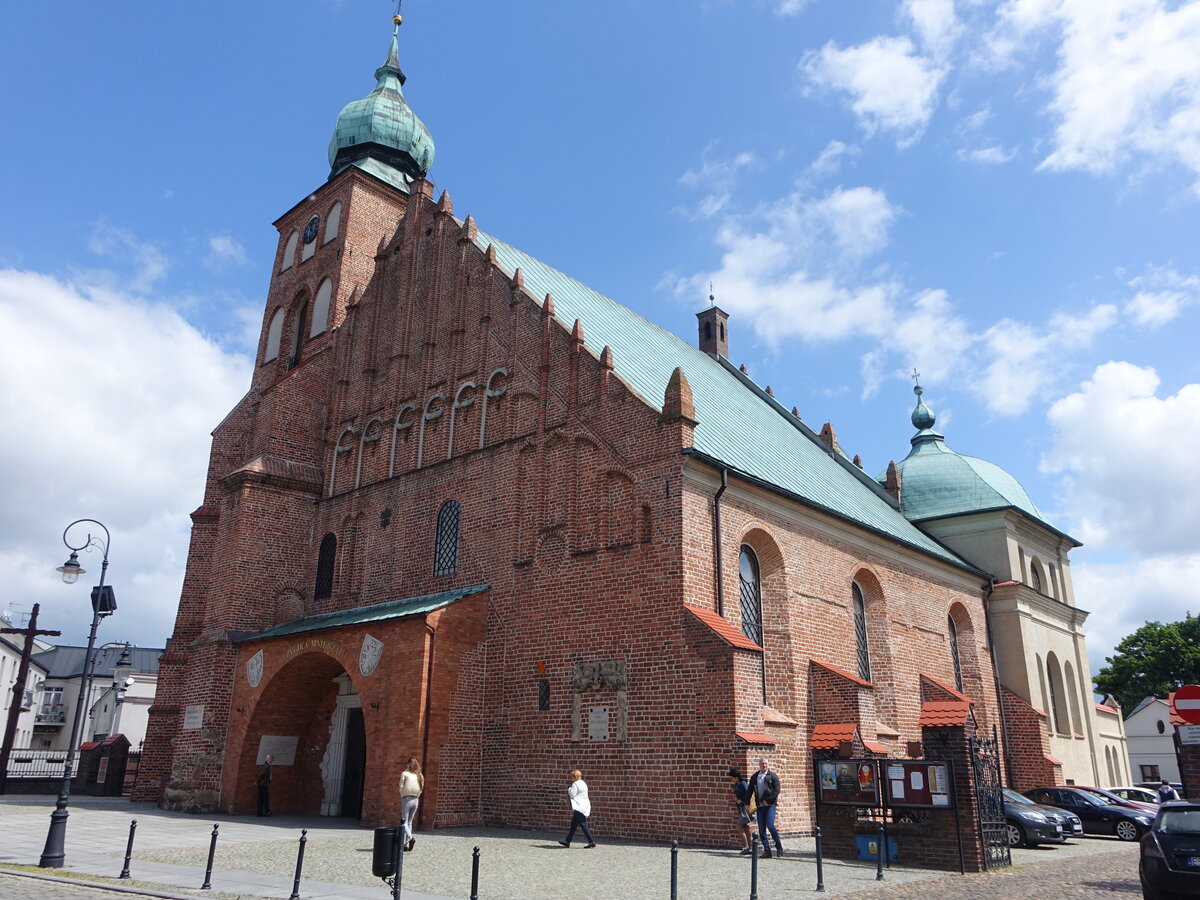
958 144 1017 164
775 0 810 15
1124 265 1200 328
802 35 947 146
678 147 759 220
810 186 901 257
976 305 1117 416
810 140 857 176
991 0 1200 191
0 269 251 647
86 218 170 294
904 0 963 57
204 233 250 271
1042 361 1200 556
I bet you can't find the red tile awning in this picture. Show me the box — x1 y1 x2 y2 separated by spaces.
1044 754 1063 766
920 672 970 702
918 700 972 727
811 658 873 688
736 731 776 745
863 740 889 755
1095 703 1119 715
809 722 858 749
685 605 763 651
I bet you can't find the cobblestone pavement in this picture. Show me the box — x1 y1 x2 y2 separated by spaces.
0 872 189 900
0 795 1146 900
843 840 1141 899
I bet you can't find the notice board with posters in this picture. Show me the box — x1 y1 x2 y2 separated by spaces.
815 759 881 807
883 760 954 809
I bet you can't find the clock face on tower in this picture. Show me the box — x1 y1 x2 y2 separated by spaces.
303 216 320 244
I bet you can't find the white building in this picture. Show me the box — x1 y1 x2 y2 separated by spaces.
31 643 162 752
1126 696 1181 784
0 626 49 750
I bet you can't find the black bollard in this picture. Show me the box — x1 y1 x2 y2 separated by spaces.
391 822 403 900
201 823 219 890
670 840 678 900
118 818 137 879
875 823 885 881
814 825 825 892
749 834 759 900
288 829 308 900
470 845 480 900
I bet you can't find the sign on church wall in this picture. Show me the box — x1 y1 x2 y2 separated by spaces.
816 759 880 806
1180 724 1200 745
257 735 299 765
182 705 204 730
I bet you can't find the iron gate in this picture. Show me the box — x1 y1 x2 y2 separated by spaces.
970 733 1011 869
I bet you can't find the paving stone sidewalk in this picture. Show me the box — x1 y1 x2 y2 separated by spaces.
0 795 1143 899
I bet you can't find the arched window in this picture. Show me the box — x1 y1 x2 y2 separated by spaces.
1030 560 1043 592
433 500 461 576
1064 660 1082 736
948 614 963 692
738 546 763 647
314 533 337 601
289 299 308 369
264 308 284 363
1046 653 1070 735
852 582 871 682
310 278 333 338
324 202 342 244
281 231 298 272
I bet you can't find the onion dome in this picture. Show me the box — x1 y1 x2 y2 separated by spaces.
328 19 434 186
882 384 1046 524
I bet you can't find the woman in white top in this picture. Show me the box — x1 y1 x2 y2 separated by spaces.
398 758 424 851
558 769 596 848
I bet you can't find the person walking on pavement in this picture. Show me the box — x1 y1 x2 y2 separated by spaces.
1158 779 1180 802
558 769 597 848
256 753 274 817
399 758 424 851
748 757 783 858
728 767 753 854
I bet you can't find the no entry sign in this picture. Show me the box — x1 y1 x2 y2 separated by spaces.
1173 684 1200 725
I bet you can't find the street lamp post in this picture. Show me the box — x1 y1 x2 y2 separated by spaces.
39 518 117 869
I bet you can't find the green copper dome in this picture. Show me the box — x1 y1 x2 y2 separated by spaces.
882 386 1046 524
328 30 434 185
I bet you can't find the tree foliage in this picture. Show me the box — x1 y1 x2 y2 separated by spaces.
1093 615 1200 714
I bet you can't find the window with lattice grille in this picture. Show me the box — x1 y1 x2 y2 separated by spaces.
314 533 337 601
948 614 963 692
738 547 762 646
853 583 871 682
433 500 461 576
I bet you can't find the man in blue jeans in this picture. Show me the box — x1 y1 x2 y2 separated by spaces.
748 757 783 858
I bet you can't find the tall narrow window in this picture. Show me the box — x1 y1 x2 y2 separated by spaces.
289 299 308 370
314 533 337 601
852 582 871 682
310 278 332 337
264 308 284 363
948 614 963 692
738 546 763 646
434 500 461 576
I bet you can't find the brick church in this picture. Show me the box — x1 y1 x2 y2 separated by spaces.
137 16 1128 856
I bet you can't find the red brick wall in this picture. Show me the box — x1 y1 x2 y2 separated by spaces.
1001 687 1061 790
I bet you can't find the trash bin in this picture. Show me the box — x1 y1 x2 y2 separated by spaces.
373 826 401 878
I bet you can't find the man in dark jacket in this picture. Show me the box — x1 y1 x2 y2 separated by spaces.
256 753 274 816
748 757 783 858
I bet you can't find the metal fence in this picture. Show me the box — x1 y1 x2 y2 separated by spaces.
5 749 80 779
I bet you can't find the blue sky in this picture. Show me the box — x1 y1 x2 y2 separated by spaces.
3 1 1200 690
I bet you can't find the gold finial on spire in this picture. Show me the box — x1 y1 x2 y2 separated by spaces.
393 0 403 28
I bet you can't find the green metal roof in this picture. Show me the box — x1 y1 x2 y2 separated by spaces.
328 32 434 183
885 388 1061 533
472 228 973 570
238 584 489 642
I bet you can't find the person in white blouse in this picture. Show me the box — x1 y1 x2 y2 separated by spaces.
398 758 424 851
558 769 597 848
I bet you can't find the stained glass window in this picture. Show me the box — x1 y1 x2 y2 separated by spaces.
853 583 871 682
434 500 461 576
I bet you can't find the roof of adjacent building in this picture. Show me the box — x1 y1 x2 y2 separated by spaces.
238 584 490 642
33 644 162 680
474 228 979 572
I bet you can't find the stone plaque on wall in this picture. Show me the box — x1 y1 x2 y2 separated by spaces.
588 706 610 741
182 705 204 730
359 634 383 676
246 650 264 687
257 735 299 765
1181 724 1200 745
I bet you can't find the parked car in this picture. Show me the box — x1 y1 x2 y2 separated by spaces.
1113 786 1164 805
1025 786 1155 841
1139 799 1200 899
1075 786 1159 813
1002 788 1081 847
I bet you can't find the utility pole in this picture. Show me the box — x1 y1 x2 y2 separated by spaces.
0 604 61 794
